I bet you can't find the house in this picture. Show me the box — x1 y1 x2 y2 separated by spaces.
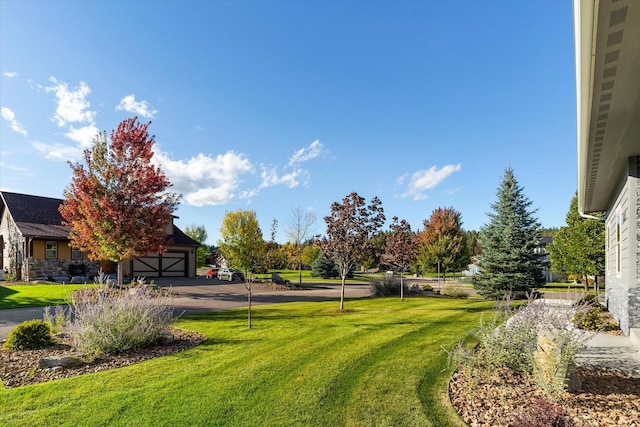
0 191 200 282
574 0 640 335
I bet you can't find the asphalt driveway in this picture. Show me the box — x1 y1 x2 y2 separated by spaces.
0 278 373 340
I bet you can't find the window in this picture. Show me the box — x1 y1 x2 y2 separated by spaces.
45 241 58 259
71 248 83 260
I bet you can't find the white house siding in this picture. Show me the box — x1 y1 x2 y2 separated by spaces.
605 157 640 335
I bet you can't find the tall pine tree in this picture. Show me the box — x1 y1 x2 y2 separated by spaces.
472 167 545 300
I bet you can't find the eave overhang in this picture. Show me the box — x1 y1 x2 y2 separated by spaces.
575 0 640 214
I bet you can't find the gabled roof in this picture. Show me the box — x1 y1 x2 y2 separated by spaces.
0 191 200 246
170 225 201 247
1 192 69 239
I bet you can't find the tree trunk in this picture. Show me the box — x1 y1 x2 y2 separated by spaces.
582 273 588 291
340 275 346 310
400 272 404 301
117 261 124 287
594 275 599 298
248 284 252 329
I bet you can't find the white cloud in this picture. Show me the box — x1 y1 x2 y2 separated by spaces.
400 163 462 201
1 107 28 136
65 124 100 147
0 162 31 174
3 71 17 78
46 77 95 126
288 140 325 167
153 150 255 206
32 141 83 161
116 95 158 118
260 166 306 189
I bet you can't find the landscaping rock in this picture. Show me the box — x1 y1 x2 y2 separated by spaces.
156 331 174 346
535 327 581 392
39 352 87 369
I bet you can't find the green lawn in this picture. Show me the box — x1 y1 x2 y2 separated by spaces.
0 297 492 426
0 284 98 309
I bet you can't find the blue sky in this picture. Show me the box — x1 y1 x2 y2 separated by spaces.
0 0 577 244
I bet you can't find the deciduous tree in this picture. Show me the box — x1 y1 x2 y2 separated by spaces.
59 117 180 286
417 207 469 286
386 217 417 300
286 205 316 285
301 244 321 267
184 224 208 268
219 209 265 328
472 167 545 300
321 192 385 309
547 193 604 293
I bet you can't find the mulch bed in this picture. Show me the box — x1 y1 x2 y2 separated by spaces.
449 363 640 426
0 328 207 389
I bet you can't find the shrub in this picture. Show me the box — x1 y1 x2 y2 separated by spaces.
3 319 53 350
369 275 403 297
421 284 434 292
441 284 468 299
450 300 591 397
44 305 70 334
310 254 339 279
511 397 576 427
572 294 620 332
66 284 176 354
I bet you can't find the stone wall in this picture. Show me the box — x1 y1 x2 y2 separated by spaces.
26 258 100 282
606 279 630 334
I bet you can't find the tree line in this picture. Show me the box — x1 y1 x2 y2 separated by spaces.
60 117 603 323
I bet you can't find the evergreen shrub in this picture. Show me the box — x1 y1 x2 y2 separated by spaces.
369 276 403 296
3 319 53 351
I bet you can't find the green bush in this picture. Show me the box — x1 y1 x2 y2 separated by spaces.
44 305 69 334
3 319 53 350
369 276 403 296
572 294 620 332
441 284 468 299
421 284 434 292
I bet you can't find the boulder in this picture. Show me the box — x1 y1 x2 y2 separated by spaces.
39 352 87 369
156 331 174 346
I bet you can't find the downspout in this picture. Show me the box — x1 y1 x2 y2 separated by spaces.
579 211 605 221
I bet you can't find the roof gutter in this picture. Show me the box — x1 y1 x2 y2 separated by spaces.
574 0 598 219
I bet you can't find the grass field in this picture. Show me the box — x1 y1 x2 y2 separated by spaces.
0 283 98 310
0 297 492 426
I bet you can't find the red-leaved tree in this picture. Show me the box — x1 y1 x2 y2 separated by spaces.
417 207 468 288
386 216 417 301
321 192 385 309
59 117 181 285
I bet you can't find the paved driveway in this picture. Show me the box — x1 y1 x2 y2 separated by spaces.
0 278 372 340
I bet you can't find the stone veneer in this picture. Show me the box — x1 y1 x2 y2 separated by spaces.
26 258 100 282
607 281 640 336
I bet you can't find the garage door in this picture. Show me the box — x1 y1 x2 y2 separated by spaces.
131 251 188 277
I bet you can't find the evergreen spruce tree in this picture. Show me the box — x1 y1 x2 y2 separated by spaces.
472 167 545 300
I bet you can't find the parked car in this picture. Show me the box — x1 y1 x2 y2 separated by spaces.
217 268 234 281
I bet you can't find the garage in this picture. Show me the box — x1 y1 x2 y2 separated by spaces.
131 250 189 278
